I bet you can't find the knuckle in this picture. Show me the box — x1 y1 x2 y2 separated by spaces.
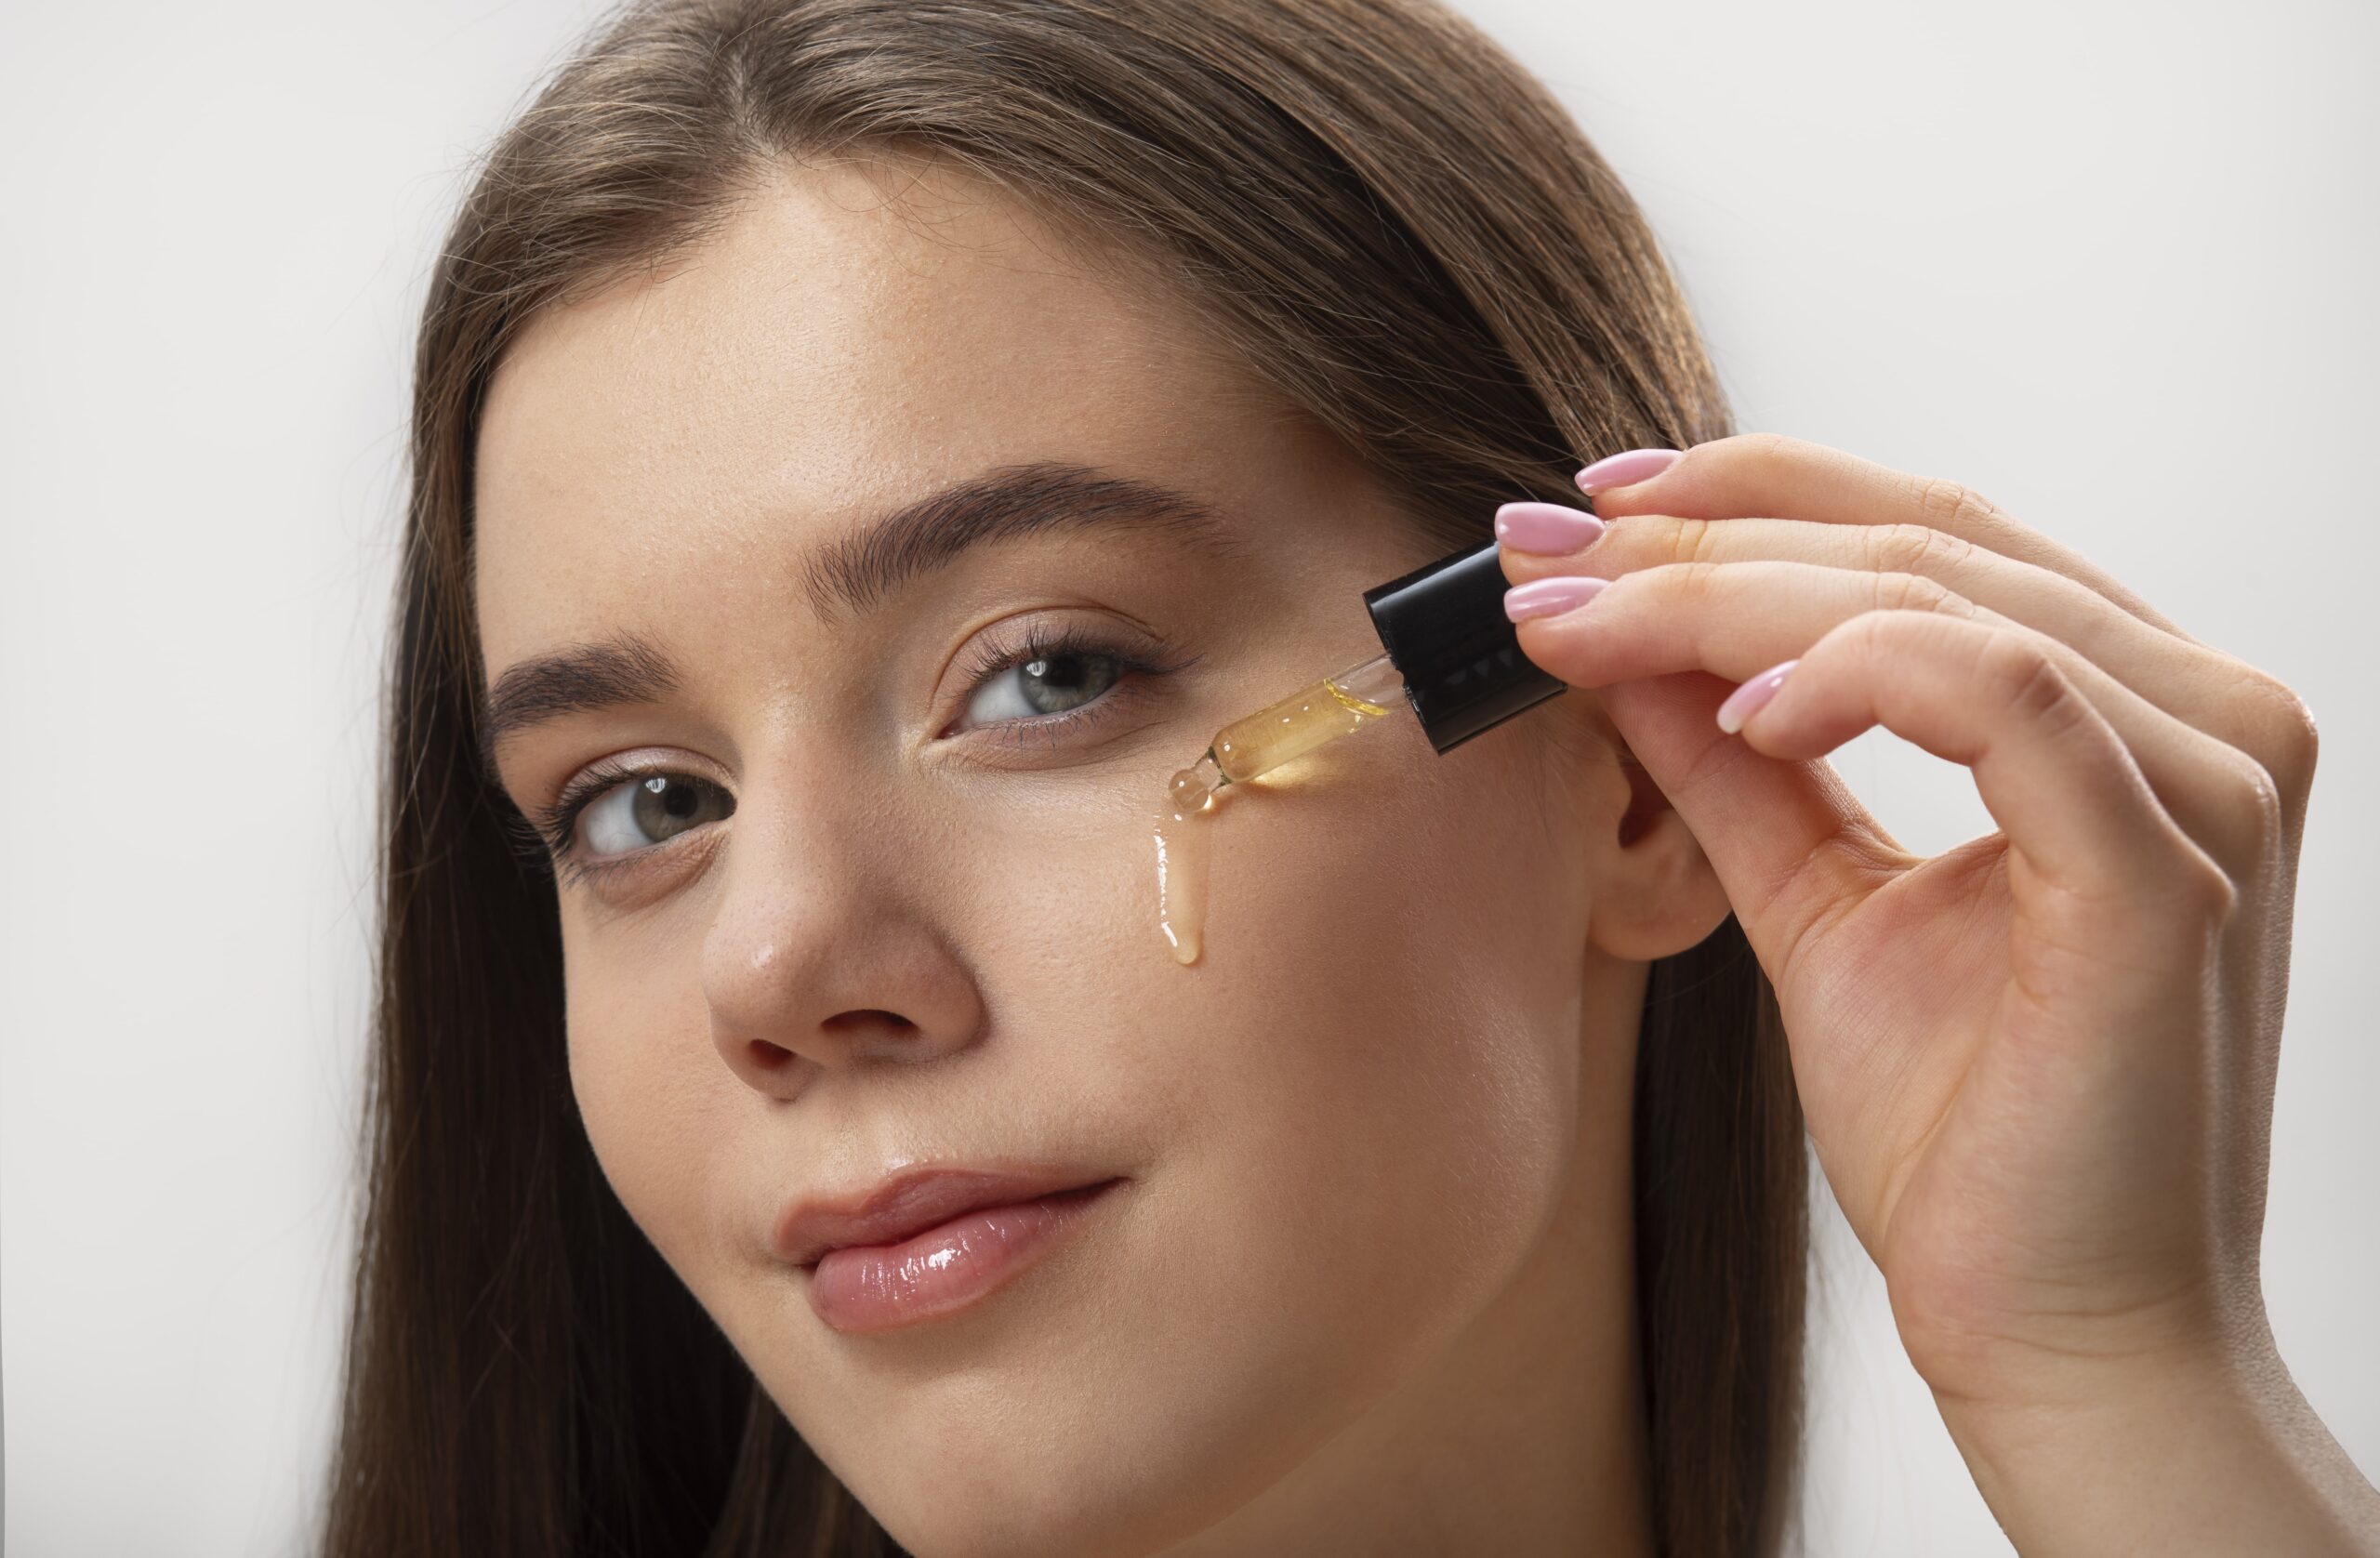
1867 522 1976 581
1979 633 2091 742
2225 674 2320 791
1875 569 1972 618
1909 473 2003 531
1668 515 1722 566
2233 759 2286 856
2171 844 2241 924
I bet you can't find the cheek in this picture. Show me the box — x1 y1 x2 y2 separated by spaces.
1166 714 1589 1316
559 917 731 1278
889 716 1596 1532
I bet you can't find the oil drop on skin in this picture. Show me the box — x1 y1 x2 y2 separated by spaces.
1148 537 1574 966
1152 653 1404 965
1151 780 1216 965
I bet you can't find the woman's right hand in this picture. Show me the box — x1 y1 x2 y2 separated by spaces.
1497 432 2377 1554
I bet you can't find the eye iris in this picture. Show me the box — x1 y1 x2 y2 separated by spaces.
629 774 726 842
1021 652 1117 715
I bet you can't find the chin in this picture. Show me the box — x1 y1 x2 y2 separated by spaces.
823 1395 1291 1558
761 1261 1449 1558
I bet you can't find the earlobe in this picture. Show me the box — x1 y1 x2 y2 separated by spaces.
1580 741 1734 964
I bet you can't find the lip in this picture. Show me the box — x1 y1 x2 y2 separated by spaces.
775 1166 1127 1335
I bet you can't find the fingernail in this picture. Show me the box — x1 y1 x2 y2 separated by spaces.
1494 501 1606 554
1715 658 1798 734
1575 447 1681 495
1504 574 1609 622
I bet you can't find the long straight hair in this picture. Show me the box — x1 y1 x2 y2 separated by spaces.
321 3 1806 1553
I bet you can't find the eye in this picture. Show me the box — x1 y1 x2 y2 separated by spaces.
961 644 1127 726
574 772 735 860
942 624 1198 749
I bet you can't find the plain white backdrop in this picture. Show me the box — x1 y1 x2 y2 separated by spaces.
3 1 2373 1552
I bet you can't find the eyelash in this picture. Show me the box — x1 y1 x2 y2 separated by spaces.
945 623 1197 748
514 625 1199 890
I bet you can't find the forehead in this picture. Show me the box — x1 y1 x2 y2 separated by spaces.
471 153 1302 668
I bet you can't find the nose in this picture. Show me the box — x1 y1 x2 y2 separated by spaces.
701 794 985 1095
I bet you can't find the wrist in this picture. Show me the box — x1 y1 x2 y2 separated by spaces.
1932 1334 2380 1555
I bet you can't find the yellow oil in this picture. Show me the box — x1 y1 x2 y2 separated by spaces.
1210 675 1393 785
1153 667 1397 966
1152 779 1220 966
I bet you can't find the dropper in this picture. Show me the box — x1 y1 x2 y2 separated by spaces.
1167 537 1570 813
1152 536 1573 965
1164 651 1406 813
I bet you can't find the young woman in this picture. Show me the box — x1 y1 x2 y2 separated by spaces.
319 1 2378 1553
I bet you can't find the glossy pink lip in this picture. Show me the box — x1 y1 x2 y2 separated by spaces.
774 1167 1126 1335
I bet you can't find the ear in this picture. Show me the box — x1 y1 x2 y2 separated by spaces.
1563 703 1735 964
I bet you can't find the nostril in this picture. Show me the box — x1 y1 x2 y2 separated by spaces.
821 1009 917 1035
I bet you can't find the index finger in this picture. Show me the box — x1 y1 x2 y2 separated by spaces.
1580 432 2190 641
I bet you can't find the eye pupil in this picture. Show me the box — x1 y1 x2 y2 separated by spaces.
1020 651 1115 713
628 773 725 841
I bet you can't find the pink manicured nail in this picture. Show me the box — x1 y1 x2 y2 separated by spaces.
1715 658 1798 734
1494 501 1606 553
1575 447 1681 495
1504 574 1608 622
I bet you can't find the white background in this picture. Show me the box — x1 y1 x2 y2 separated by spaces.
3 2 2373 1552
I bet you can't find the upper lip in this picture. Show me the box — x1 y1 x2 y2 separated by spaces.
774 1163 1120 1269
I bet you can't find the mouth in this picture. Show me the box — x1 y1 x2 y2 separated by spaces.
777 1167 1129 1335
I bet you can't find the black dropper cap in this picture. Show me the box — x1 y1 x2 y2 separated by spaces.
1363 537 1567 754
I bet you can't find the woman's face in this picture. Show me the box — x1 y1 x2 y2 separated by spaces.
476 156 1632 1555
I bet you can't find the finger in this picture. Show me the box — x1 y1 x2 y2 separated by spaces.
1645 613 2229 986
1593 668 1914 978
1578 431 2190 641
1731 609 2232 916
1507 559 2282 873
1501 511 2310 820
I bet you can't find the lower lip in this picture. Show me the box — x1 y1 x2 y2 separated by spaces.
803 1179 1124 1335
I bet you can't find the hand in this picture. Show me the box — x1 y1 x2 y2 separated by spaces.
1497 433 2376 1553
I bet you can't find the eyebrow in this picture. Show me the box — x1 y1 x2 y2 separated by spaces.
801 460 1247 620
477 461 1246 778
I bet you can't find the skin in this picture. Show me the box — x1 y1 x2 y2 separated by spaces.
475 154 1706 1557
474 152 2380 1554
1506 443 2380 1551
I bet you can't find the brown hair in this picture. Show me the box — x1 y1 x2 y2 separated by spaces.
321 2 1806 1553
